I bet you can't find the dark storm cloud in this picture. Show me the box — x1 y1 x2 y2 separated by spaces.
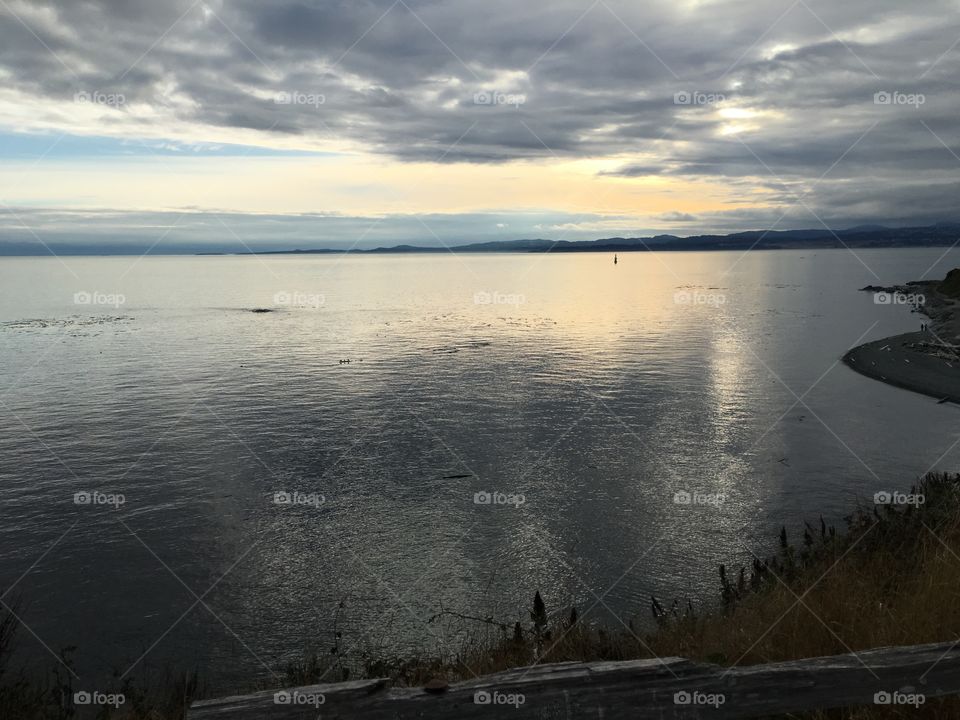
1 0 959 229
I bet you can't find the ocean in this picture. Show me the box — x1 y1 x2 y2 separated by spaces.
1 248 957 689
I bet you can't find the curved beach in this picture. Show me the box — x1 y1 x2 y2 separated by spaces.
844 331 960 404
843 270 960 403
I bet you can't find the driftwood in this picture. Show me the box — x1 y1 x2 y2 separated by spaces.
189 640 960 719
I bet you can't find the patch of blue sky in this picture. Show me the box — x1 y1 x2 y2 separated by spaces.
0 132 333 159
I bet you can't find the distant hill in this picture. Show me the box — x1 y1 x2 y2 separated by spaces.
252 223 960 255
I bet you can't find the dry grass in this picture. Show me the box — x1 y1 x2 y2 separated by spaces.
651 475 960 667
365 472 960 718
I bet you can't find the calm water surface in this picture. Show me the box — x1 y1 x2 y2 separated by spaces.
1 249 958 689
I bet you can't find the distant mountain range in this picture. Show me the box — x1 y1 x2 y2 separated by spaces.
253 223 960 255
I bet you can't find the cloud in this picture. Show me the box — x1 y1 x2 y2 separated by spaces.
658 211 698 223
0 0 958 239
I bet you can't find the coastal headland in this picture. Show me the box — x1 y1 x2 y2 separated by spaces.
844 269 960 403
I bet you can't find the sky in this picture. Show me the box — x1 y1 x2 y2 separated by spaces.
0 0 958 252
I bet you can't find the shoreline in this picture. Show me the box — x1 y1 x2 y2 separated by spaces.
843 332 960 404
843 273 960 403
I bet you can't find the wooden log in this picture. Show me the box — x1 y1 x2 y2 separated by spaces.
189 641 960 719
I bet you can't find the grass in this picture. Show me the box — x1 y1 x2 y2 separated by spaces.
4 472 960 718
650 473 960 668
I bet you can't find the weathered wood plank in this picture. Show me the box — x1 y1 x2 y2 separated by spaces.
189 641 960 719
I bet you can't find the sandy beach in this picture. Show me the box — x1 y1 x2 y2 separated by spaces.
844 270 960 403
844 331 960 403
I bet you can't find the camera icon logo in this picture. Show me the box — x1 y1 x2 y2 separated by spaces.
874 91 892 105
74 491 92 505
473 91 492 105
74 291 92 305
874 491 892 505
673 91 692 105
474 491 493 505
474 690 492 704
73 691 92 705
273 491 292 505
673 490 691 505
674 690 692 704
274 691 291 704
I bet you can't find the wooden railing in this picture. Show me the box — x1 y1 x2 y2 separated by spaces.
189 640 960 718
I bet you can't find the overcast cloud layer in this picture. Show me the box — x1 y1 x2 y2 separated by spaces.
0 0 959 250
